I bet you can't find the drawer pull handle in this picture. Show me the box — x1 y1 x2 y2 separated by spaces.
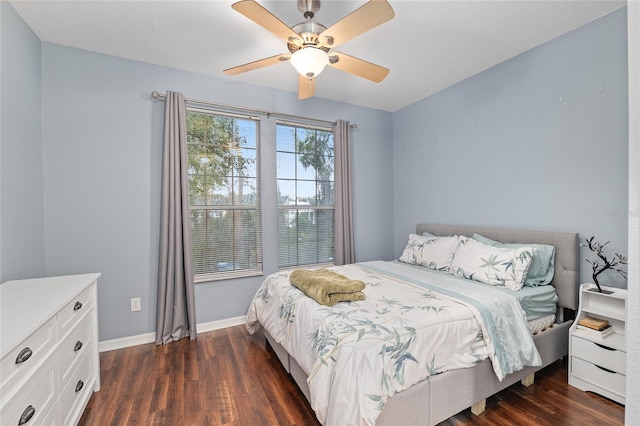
75 379 84 393
18 405 35 425
15 347 33 364
74 341 83 352
595 364 616 374
594 342 616 351
73 301 83 311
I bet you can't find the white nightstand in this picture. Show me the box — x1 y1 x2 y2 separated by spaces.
569 283 626 405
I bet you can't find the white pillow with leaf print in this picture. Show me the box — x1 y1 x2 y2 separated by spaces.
398 234 459 271
450 237 535 291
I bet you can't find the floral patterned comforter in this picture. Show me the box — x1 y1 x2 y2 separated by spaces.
246 260 542 426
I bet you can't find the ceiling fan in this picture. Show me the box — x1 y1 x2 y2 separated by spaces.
224 0 395 99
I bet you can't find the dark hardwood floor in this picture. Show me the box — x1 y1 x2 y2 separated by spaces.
79 325 624 426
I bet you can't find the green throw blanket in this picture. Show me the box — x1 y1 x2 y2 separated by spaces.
289 269 366 306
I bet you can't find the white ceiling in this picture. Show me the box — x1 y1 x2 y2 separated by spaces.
10 0 625 112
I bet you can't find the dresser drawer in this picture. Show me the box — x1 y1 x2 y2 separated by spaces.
571 335 626 375
0 318 56 402
40 401 60 426
57 285 94 339
59 352 92 426
571 356 625 397
1 357 57 426
58 317 92 387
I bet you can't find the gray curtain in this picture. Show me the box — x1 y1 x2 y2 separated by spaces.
333 120 355 265
156 90 197 344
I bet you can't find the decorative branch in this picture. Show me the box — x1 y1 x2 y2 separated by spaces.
581 236 628 292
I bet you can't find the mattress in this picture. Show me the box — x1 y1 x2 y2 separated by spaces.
528 314 556 335
493 283 558 321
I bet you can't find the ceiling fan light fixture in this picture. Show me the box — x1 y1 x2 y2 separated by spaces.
290 47 329 79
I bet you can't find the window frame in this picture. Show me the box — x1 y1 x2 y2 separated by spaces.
186 107 263 282
276 121 335 270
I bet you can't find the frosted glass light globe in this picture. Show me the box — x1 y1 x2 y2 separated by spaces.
290 47 329 78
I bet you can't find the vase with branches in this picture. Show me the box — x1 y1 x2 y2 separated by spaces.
582 236 628 293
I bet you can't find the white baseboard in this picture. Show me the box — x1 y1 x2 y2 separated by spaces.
99 332 155 352
197 315 246 333
98 315 246 352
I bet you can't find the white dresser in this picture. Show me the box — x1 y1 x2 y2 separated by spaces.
1 273 101 426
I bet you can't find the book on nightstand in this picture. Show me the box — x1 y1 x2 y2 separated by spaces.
577 317 609 331
576 324 615 339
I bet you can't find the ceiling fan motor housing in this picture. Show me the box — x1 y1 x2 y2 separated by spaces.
288 21 329 53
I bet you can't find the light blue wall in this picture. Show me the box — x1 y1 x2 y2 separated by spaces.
40 43 394 340
393 8 628 288
0 2 45 282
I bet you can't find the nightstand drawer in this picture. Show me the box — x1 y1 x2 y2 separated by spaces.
571 357 625 397
571 335 626 375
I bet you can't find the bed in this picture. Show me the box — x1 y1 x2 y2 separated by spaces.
246 224 579 425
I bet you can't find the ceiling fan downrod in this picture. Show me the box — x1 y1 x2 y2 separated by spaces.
298 0 320 20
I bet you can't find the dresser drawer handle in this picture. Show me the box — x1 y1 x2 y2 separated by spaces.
15 347 33 365
74 341 83 352
594 342 616 351
75 379 84 393
73 301 83 311
18 405 35 425
595 364 616 374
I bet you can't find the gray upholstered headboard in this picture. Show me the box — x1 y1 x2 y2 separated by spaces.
415 224 580 311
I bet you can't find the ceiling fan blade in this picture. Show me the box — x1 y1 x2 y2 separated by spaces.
298 75 315 99
318 0 394 49
224 54 290 75
328 52 389 83
232 0 302 45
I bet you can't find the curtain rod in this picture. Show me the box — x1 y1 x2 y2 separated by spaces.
150 91 357 129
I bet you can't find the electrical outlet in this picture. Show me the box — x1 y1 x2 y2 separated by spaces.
130 297 141 312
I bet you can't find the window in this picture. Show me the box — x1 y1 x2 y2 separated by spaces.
186 109 262 280
276 123 334 268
